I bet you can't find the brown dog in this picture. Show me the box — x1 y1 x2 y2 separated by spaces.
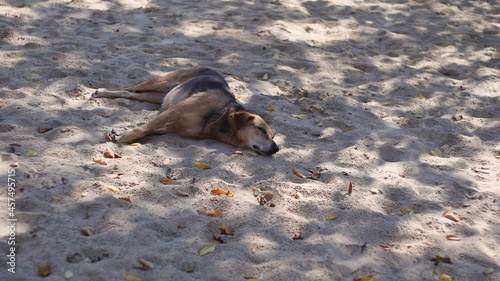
92 68 279 155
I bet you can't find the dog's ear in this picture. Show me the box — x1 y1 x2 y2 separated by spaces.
234 112 254 130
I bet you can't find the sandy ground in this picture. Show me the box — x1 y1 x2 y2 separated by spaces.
0 0 499 280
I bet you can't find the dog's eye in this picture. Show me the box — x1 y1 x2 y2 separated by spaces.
258 127 267 134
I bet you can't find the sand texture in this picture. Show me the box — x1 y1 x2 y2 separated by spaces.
0 0 499 280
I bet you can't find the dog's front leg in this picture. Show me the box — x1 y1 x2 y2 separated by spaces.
110 110 177 143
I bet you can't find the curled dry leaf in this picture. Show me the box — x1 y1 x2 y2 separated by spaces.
442 210 460 222
266 103 275 111
197 209 223 218
210 188 234 198
293 232 304 240
107 186 119 193
38 263 51 277
137 258 155 270
104 133 113 142
439 274 452 281
122 274 141 281
198 244 216 256
431 255 453 265
93 159 107 165
256 190 274 206
160 178 173 185
104 147 122 159
292 168 306 179
37 127 53 133
80 226 95 236
118 196 132 202
176 190 190 197
212 235 225 244
294 192 303 200
446 234 462 241
221 224 233 235
194 161 210 169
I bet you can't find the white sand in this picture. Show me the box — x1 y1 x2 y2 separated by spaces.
0 0 499 280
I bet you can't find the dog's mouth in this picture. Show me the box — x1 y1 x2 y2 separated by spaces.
252 143 279 155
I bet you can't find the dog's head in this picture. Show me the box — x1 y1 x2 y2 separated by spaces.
234 111 279 155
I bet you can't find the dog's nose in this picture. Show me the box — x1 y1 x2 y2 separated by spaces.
270 142 279 154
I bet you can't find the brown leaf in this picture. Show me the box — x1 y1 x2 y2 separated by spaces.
243 277 260 281
293 232 304 240
292 168 306 179
38 263 51 276
80 226 95 236
221 224 233 235
442 210 460 222
197 209 223 218
37 127 53 133
93 159 108 165
104 133 113 142
446 234 462 241
137 258 155 270
212 235 225 244
380 245 392 251
431 255 453 265
104 147 115 158
118 196 132 202
307 169 321 180
348 181 353 195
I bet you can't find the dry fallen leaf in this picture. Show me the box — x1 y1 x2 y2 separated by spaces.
307 169 321 180
221 224 233 235
198 245 216 256
159 178 173 185
104 147 122 159
326 213 337 220
37 127 53 133
137 258 155 270
369 188 381 194
194 161 210 169
265 103 275 111
342 127 352 133
445 234 462 241
26 151 38 157
442 210 460 222
93 159 108 165
52 196 63 202
129 143 141 147
197 209 223 218
118 196 132 202
418 93 426 100
104 133 113 142
400 207 416 215
348 181 353 195
293 232 304 240
243 277 259 281
210 188 234 198
233 150 244 156
431 255 453 265
80 226 95 236
176 190 190 197
439 274 452 281
122 274 141 281
430 147 442 157
38 263 51 277
247 151 260 157
353 274 375 281
380 245 392 251
292 168 306 179
212 235 225 244
255 190 274 206
107 186 119 193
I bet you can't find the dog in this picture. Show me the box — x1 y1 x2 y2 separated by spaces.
92 67 279 155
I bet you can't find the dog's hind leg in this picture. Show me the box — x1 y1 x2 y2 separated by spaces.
92 88 166 105
110 109 177 143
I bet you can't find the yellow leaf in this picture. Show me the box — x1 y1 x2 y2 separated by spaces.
247 151 259 157
400 207 416 215
122 274 141 281
52 196 63 202
415 115 424 118
430 147 442 157
211 188 234 198
130 143 141 147
326 213 337 220
195 161 210 169
38 263 51 277
160 178 173 185
34 80 42 85
221 224 233 235
354 274 375 281
298 97 306 101
418 93 426 99
291 114 309 120
266 103 275 111
439 274 452 281
342 127 352 133
198 244 216 256
26 151 38 157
